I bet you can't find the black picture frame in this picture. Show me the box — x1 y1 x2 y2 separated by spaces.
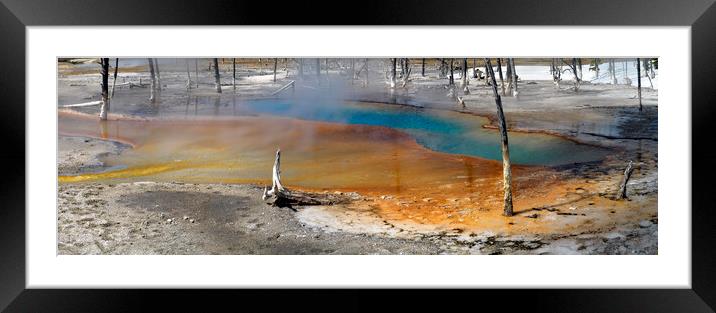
1 0 714 311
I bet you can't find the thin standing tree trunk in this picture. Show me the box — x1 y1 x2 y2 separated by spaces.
232 58 236 90
510 58 518 96
154 58 162 91
390 58 397 88
497 58 505 96
505 58 512 93
449 59 455 86
484 59 513 216
571 58 581 91
637 58 642 112
195 59 199 88
299 58 304 79
364 58 369 86
147 58 157 103
213 58 222 93
421 58 425 77
461 58 468 86
99 58 110 120
472 58 478 78
110 58 119 98
273 58 278 82
185 59 192 90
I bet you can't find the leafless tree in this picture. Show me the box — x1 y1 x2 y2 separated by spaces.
154 58 162 91
421 58 425 77
484 58 513 216
193 59 199 88
496 58 505 95
461 58 470 94
636 58 642 112
185 59 192 90
449 58 455 86
213 58 222 93
232 58 237 90
147 58 157 103
110 58 119 98
273 58 278 82
99 58 110 120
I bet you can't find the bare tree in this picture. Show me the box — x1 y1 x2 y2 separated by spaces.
273 58 278 82
510 58 518 97
364 58 370 86
564 58 581 91
99 58 110 120
484 58 513 216
147 58 157 103
213 58 222 93
636 58 642 112
389 58 397 88
461 58 470 94
449 58 455 86
110 58 119 98
154 58 162 91
195 58 199 88
497 58 505 95
421 58 425 77
185 59 192 90
232 58 237 90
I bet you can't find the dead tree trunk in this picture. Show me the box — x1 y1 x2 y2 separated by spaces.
449 59 455 86
154 58 162 91
484 59 513 216
570 58 581 91
99 58 110 120
617 161 634 200
505 58 513 93
195 58 200 88
497 58 505 96
390 58 397 89
232 58 237 90
462 58 469 94
147 58 157 103
110 58 119 98
510 59 518 97
637 58 643 112
213 58 222 93
364 58 369 86
185 59 192 90
421 58 425 77
273 58 278 82
261 149 327 207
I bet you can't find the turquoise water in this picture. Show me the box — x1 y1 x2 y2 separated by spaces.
241 98 609 166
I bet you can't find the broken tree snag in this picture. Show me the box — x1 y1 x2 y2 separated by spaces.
261 149 331 207
99 58 110 120
617 161 635 200
484 58 514 217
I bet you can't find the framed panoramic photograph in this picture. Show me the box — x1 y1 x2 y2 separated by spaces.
2 0 716 311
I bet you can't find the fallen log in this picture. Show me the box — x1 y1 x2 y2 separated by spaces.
60 100 102 108
617 161 634 200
